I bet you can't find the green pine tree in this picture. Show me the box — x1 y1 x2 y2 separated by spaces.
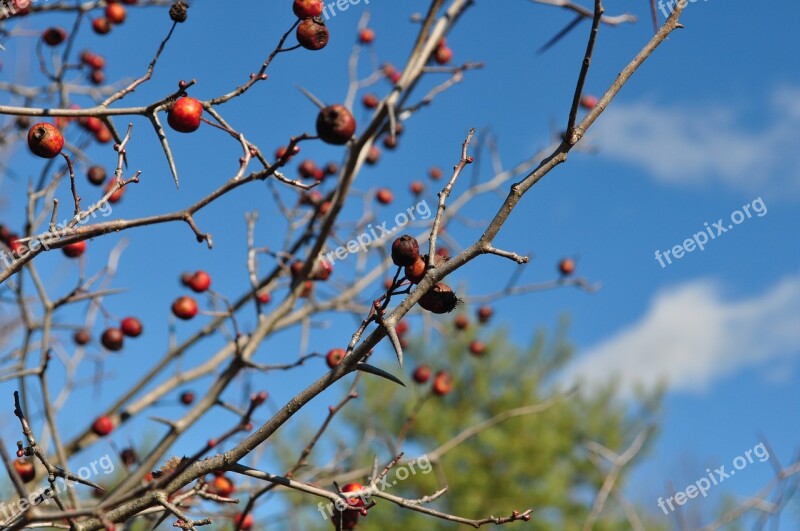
279 317 666 530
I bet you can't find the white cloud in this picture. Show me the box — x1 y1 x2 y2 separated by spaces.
564 274 800 396
594 86 800 196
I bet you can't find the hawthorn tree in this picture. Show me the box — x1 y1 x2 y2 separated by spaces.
7 0 781 529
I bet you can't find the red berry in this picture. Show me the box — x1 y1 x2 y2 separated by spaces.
359 28 375 44
454 314 469 330
316 104 356 145
73 329 91 345
87 165 107 186
469 339 486 356
7 235 23 255
81 116 103 133
92 17 112 34
313 259 333 281
298 159 319 179
27 122 64 158
180 391 195 405
410 180 424 196
404 256 426 284
365 145 381 165
362 93 379 109
558 258 576 276
42 27 67 46
80 50 105 70
300 280 314 298
412 364 431 384
275 145 300 161
432 371 452 396
289 260 305 279
172 296 199 320
209 476 235 497
375 188 393 205
434 45 453 65
325 162 339 175
257 290 271 304
187 270 211 293
234 514 254 530
13 458 35 483
101 328 124 351
429 166 442 180
382 63 397 77
477 305 493 324
326 348 345 368
92 416 114 437
341 483 365 508
120 317 143 338
395 320 409 335
383 135 398 150
105 3 126 24
168 96 203 133
391 235 420 267
418 283 459 314
293 0 323 18
89 69 105 85
95 125 112 143
62 241 86 258
580 94 598 110
296 17 329 50
105 180 125 204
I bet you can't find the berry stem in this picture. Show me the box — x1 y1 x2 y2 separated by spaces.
60 151 81 215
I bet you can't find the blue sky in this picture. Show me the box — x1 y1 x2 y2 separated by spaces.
0 0 799 528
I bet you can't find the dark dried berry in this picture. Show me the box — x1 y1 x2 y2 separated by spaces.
169 0 189 23
42 27 67 46
391 235 419 267
316 104 356 145
418 283 459 314
101 328 124 351
120 448 137 467
87 165 107 186
296 17 329 50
